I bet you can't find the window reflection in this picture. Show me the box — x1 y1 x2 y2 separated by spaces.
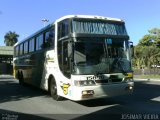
73 37 131 75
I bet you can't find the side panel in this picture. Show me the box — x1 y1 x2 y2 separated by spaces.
40 50 57 90
14 50 46 87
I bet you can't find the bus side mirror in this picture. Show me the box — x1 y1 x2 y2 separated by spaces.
129 41 134 57
129 41 133 47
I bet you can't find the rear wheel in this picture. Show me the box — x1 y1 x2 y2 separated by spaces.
49 78 62 101
17 71 25 86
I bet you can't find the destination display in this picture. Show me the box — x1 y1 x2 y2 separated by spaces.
72 19 128 36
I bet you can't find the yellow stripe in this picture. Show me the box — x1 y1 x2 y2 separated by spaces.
13 65 16 78
127 73 133 78
47 58 54 62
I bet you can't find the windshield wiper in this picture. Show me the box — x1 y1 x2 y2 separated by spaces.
110 58 127 74
118 58 127 73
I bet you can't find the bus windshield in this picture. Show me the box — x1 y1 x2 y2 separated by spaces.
73 37 132 75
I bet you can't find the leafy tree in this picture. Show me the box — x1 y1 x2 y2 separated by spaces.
133 45 144 69
4 31 19 46
148 28 160 35
138 34 156 46
133 28 160 69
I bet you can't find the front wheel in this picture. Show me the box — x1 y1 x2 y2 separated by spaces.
49 78 62 101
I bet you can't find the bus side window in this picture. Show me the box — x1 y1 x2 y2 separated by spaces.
19 43 23 55
29 38 35 52
58 19 69 39
36 34 43 50
44 28 55 48
15 46 19 56
24 41 28 54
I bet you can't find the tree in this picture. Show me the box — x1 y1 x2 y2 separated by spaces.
133 28 160 69
133 45 144 69
138 34 157 46
4 31 19 46
148 28 160 35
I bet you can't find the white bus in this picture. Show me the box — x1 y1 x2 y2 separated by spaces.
13 15 134 101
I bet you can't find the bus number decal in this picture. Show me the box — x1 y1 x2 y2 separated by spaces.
61 83 70 95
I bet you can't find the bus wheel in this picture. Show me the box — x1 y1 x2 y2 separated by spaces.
18 71 25 86
50 78 62 101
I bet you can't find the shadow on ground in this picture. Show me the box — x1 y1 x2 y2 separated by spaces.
0 78 48 104
73 81 160 120
0 76 160 120
0 109 54 120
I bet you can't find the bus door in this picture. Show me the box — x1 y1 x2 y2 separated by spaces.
58 40 72 78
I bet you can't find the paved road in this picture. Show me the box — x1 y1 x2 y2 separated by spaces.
0 76 160 120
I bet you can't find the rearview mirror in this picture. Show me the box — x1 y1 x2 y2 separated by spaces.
129 41 134 57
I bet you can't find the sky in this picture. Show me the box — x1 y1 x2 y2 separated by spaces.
0 0 160 45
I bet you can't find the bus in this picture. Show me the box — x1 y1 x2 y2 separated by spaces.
13 15 134 101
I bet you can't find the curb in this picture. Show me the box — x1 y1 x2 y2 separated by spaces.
0 75 14 79
134 78 160 82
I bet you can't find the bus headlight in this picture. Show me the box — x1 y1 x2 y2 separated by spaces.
74 80 96 86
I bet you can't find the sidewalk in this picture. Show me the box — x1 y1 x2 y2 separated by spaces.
0 75 14 79
134 78 160 82
134 75 160 82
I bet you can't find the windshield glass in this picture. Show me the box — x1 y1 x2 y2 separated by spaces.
73 37 132 75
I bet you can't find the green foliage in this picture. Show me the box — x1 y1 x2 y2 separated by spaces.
4 31 19 46
138 34 156 46
133 28 160 69
148 28 160 35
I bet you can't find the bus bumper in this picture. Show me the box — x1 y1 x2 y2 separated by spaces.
70 82 134 101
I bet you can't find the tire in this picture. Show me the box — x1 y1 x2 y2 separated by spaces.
49 78 62 101
18 71 25 86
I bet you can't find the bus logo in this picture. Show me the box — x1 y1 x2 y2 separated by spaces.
86 75 105 80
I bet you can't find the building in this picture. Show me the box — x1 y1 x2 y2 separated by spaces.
0 46 13 74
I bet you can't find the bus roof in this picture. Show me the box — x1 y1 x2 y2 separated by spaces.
55 15 123 23
15 15 124 47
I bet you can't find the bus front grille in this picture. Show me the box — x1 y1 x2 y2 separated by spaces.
95 79 122 84
95 80 108 84
111 79 122 82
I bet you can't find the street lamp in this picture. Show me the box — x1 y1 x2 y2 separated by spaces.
42 19 49 27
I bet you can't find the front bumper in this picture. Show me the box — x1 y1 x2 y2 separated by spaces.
71 82 134 101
